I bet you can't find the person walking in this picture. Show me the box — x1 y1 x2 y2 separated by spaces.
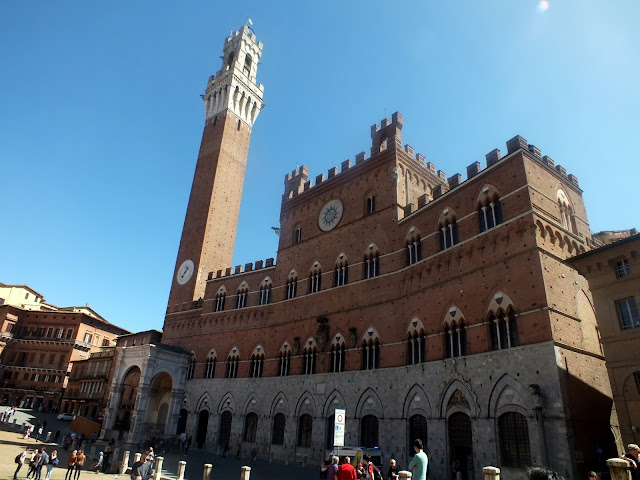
74 450 86 480
337 456 357 480
65 450 78 480
623 444 640 480
25 448 38 479
387 459 399 480
14 447 28 480
36 424 44 442
34 447 49 480
44 450 59 480
408 439 428 480
130 451 154 480
327 456 339 480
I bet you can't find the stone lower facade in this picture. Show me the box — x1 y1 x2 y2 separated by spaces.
179 341 599 480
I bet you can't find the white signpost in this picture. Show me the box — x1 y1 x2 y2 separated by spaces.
334 408 345 447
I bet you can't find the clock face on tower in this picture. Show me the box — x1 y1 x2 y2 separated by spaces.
176 259 195 285
318 199 344 232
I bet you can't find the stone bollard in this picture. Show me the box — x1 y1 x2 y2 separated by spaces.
399 471 412 479
177 461 186 480
45 431 52 443
484 466 500 480
152 456 164 480
203 463 213 480
120 451 130 475
607 458 632 480
240 466 251 480
134 452 142 463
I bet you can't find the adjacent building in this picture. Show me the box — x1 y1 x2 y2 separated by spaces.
569 232 640 449
0 283 130 410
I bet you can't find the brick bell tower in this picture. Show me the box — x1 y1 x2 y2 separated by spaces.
167 24 264 313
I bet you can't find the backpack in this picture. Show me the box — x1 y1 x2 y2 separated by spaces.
371 464 383 480
53 457 59 466
15 453 21 464
41 453 50 465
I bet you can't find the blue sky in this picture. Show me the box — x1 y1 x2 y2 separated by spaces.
1 1 638 332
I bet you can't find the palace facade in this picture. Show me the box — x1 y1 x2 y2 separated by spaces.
101 24 618 480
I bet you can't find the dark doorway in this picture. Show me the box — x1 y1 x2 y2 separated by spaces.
360 415 379 448
196 410 209 448
218 411 232 447
448 412 473 480
177 409 188 435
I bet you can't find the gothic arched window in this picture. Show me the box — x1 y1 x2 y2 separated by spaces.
204 350 217 379
186 353 196 380
259 279 272 305
478 186 503 232
309 262 322 294
278 343 291 377
330 335 346 373
439 210 459 251
250 346 265 378
334 254 349 287
286 271 298 300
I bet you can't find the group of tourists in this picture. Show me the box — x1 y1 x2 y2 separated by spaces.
326 439 428 480
1 405 18 422
14 447 59 480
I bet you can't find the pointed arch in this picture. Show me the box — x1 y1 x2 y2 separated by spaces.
217 392 236 414
323 389 347 418
196 391 212 413
403 384 432 419
295 390 317 417
440 378 478 418
270 391 290 417
488 374 531 418
355 387 384 419
242 392 260 415
487 291 515 314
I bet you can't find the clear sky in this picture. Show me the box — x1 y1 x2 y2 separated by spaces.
1 1 638 333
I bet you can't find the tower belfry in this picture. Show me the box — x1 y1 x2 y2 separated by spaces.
167 25 264 313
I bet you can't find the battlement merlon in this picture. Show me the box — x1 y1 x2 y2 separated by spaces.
283 166 310 198
370 112 403 156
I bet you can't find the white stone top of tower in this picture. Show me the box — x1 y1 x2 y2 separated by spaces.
202 25 265 126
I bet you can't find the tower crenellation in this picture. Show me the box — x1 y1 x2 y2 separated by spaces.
203 25 264 127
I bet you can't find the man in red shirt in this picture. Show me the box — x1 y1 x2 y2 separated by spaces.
337 456 357 480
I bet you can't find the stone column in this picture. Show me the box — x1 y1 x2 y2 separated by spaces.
607 458 631 480
153 456 164 480
203 463 213 480
177 461 186 480
483 466 500 480
399 471 412 479
127 384 151 445
240 466 251 480
101 385 123 435
120 451 130 475
164 389 183 436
